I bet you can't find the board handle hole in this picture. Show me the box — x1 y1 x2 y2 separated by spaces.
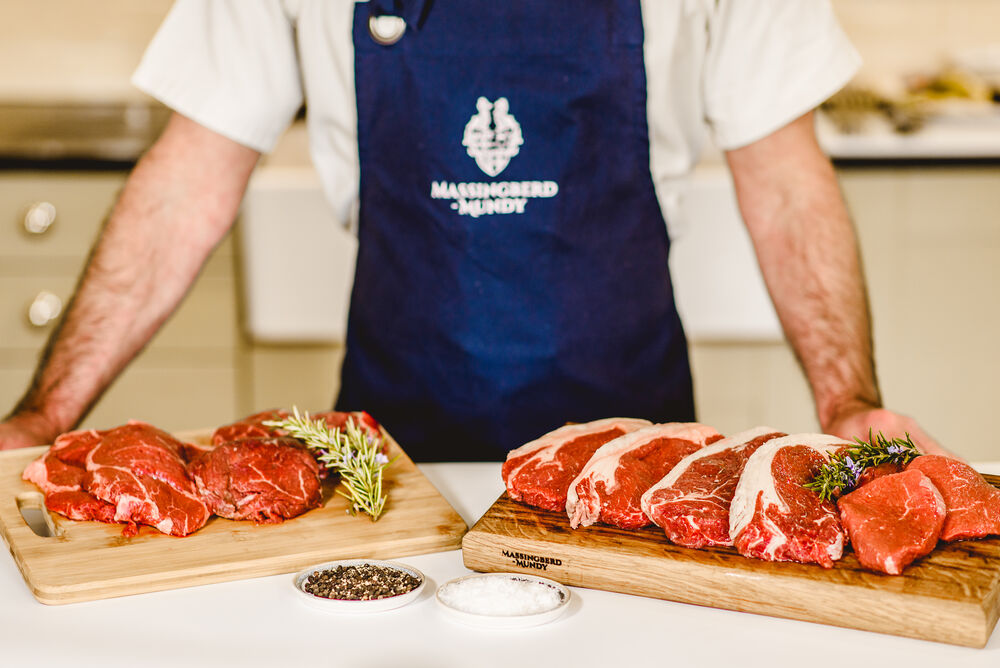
16 493 61 538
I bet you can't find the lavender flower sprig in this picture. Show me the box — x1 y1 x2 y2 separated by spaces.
264 407 396 521
804 430 921 502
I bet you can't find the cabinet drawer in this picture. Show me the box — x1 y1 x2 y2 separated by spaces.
0 274 238 350
0 172 126 259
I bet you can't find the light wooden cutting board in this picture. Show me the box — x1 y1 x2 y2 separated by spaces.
1 430 467 604
462 477 1000 648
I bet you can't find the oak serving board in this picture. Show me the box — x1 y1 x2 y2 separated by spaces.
0 430 467 604
462 477 1000 648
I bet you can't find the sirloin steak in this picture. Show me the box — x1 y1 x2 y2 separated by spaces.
84 422 210 537
641 426 786 548
502 418 651 512
838 469 946 575
189 437 323 523
566 422 722 530
730 434 850 568
907 455 1000 541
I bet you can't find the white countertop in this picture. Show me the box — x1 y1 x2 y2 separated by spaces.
2 462 999 667
817 111 1000 160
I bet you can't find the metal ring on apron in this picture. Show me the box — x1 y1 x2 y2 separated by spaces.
369 14 406 45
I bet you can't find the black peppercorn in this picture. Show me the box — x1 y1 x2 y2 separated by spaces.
303 564 420 600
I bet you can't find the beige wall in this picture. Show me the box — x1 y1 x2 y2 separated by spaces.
0 1 171 103
3 0 998 100
832 0 1000 87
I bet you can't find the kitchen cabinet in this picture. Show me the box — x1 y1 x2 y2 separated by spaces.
0 170 242 432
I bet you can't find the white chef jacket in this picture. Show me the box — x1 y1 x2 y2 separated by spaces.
132 0 860 229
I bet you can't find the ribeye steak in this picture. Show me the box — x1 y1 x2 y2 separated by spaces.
22 428 117 524
84 421 210 537
189 437 322 523
212 409 380 446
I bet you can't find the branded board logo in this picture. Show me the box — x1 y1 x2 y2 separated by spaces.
501 549 563 572
462 97 523 177
431 96 559 218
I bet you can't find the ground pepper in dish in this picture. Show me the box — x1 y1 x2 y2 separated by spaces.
303 564 420 600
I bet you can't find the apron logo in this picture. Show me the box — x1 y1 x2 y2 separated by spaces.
429 96 559 218
463 97 523 177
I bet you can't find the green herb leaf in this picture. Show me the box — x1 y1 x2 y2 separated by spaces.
804 430 921 502
263 407 396 521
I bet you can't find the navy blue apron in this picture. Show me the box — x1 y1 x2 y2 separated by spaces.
336 0 694 462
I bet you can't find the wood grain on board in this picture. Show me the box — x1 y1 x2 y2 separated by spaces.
0 430 467 605
462 477 1000 648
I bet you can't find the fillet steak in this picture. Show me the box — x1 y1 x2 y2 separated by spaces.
502 418 651 512
855 461 906 489
907 455 1000 541
22 428 117 525
641 426 785 548
84 422 210 537
189 437 323 523
566 422 722 529
730 434 850 568
838 469 946 574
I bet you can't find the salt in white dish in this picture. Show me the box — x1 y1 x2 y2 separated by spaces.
293 559 425 613
435 572 571 628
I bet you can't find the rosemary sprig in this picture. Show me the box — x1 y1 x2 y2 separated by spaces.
804 430 921 502
264 407 396 521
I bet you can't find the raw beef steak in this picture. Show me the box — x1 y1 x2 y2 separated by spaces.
502 418 651 512
22 428 117 524
730 434 851 568
23 428 104 495
84 422 210 537
212 409 380 446
907 455 1000 541
838 469 946 574
855 461 906 489
189 437 322 523
641 426 785 548
211 409 291 445
566 423 722 529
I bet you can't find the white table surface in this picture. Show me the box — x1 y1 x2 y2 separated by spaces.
2 462 999 667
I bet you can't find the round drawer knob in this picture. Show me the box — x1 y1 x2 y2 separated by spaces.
27 291 63 328
24 202 57 235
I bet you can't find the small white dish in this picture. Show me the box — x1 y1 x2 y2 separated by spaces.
435 572 571 629
293 559 425 613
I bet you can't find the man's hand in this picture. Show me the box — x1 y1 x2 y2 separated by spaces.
824 405 962 460
0 413 58 451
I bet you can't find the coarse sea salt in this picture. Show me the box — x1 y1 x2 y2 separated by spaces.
438 575 564 616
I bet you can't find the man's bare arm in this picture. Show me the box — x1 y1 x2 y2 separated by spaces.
725 111 954 457
1 113 260 448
